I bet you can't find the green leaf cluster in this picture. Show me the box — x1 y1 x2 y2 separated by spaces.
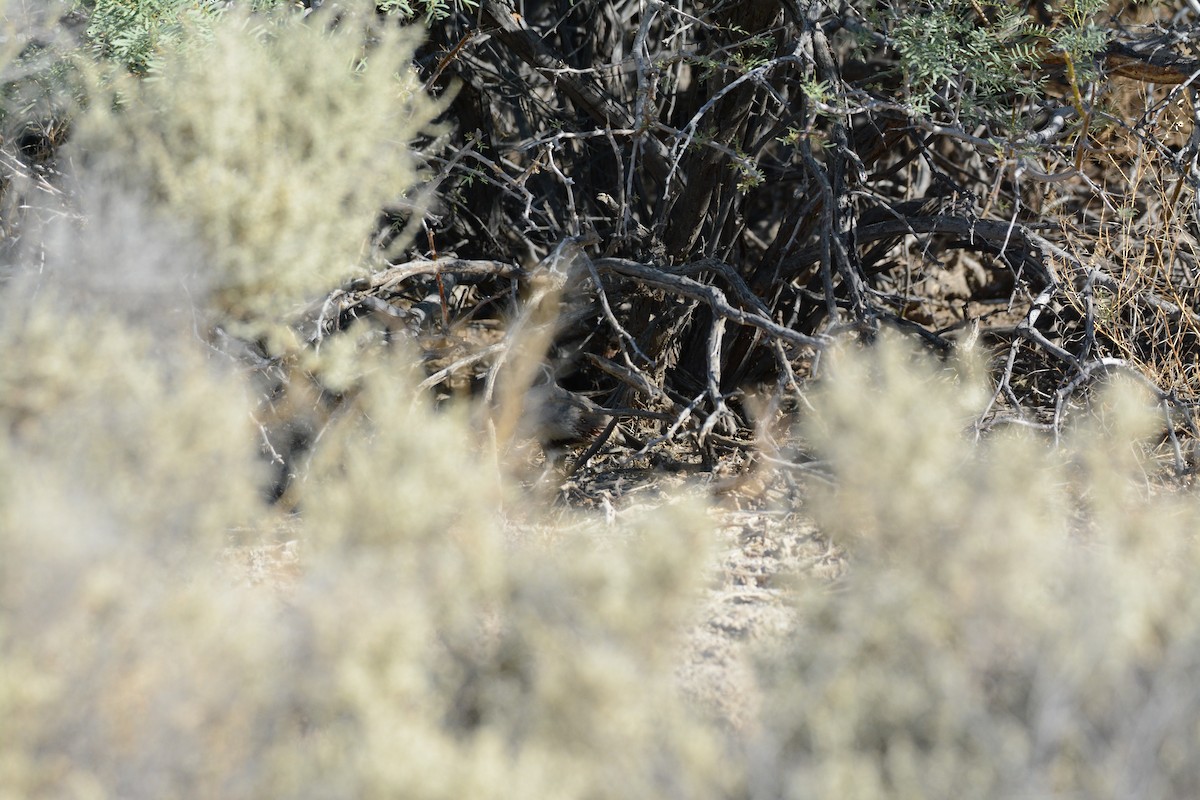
76 0 475 74
885 0 1107 129
376 0 478 23
77 0 258 74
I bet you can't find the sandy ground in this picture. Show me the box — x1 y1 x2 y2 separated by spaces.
678 497 843 732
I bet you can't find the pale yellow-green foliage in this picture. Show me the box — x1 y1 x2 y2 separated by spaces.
757 334 1200 799
73 3 436 340
0 302 264 555
7 306 1200 797
0 304 725 799
288 345 724 798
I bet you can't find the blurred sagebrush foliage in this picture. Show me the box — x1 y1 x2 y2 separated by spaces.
755 335 1200 799
75 4 436 342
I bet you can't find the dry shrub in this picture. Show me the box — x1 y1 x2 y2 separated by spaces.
0 309 725 799
3 8 725 798
0 301 265 555
72 2 436 340
757 334 1200 799
13 293 1200 800
7 312 1200 797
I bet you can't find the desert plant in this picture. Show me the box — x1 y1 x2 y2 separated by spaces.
885 0 1108 124
76 0 477 74
0 297 728 799
78 0 229 73
0 0 85 272
754 334 1200 799
71 2 437 344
